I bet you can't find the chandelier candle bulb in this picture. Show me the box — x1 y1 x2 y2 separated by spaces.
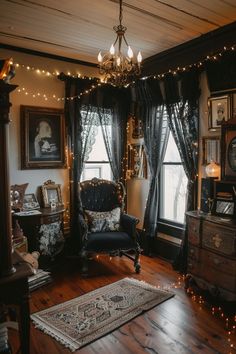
128 46 134 59
110 44 115 55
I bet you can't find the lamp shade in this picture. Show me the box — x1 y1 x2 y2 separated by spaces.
205 160 220 178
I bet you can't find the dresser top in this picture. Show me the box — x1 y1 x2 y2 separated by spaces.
186 210 236 227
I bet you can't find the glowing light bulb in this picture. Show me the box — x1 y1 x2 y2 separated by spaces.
98 52 103 63
137 51 142 63
127 46 133 59
110 44 115 55
117 57 121 66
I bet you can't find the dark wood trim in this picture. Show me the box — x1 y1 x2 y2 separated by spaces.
0 43 98 68
0 81 18 277
143 21 236 76
154 237 181 262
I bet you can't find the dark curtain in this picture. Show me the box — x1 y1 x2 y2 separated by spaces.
61 75 130 251
62 75 99 250
134 79 169 252
163 68 200 272
96 85 130 182
205 50 236 92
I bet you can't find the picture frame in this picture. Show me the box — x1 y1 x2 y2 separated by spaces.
215 199 234 217
127 143 147 179
21 105 66 169
221 117 236 180
208 95 231 131
41 181 63 208
202 136 220 165
23 193 40 210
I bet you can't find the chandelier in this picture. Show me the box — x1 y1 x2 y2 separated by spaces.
97 0 142 87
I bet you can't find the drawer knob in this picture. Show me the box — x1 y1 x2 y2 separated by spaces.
212 234 222 248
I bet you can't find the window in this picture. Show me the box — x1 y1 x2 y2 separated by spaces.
81 125 112 181
159 132 188 228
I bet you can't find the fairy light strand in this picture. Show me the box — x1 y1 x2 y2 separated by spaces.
13 43 236 102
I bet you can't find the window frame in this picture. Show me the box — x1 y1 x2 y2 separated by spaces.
158 142 187 239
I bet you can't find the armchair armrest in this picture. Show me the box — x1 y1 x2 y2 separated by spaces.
120 213 139 239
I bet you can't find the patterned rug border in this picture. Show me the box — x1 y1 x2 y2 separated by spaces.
31 277 174 351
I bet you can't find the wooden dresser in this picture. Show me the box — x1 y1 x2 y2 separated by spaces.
186 210 236 301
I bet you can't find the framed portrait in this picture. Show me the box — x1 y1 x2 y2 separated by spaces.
23 193 40 210
127 143 147 179
41 181 63 208
202 136 220 165
221 117 236 180
21 105 66 169
208 95 231 131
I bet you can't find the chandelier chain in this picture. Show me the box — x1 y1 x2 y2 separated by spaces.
119 0 123 26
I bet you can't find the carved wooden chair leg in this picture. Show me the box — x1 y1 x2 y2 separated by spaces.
134 247 141 273
81 249 89 277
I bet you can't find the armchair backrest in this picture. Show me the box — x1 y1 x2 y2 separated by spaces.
80 178 125 212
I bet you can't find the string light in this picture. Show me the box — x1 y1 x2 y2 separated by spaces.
12 43 236 104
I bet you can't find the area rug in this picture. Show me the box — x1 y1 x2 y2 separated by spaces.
31 277 174 351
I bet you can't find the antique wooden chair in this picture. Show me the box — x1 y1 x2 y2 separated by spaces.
79 178 141 276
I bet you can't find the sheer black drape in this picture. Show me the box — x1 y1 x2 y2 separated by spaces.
61 75 130 250
96 85 130 182
134 79 169 252
163 69 200 272
62 75 98 250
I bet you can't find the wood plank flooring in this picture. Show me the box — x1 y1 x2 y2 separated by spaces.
9 254 236 353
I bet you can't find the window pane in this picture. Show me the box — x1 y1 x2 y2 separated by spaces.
164 132 182 162
81 163 112 181
160 165 188 224
87 126 110 161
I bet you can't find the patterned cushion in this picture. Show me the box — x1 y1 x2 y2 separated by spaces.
85 207 121 233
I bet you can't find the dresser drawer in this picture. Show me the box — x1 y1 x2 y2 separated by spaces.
41 214 62 225
187 216 201 245
202 221 236 257
189 248 236 293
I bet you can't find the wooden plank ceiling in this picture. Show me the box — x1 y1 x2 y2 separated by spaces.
0 0 236 64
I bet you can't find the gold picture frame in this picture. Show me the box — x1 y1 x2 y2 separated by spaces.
41 180 63 208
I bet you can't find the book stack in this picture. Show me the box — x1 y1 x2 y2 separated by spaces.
28 269 52 291
216 191 233 200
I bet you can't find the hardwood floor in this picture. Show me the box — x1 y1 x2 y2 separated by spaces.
10 254 236 353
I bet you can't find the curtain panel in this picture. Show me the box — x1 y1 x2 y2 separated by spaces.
60 74 130 251
62 75 99 250
162 68 200 272
133 79 169 252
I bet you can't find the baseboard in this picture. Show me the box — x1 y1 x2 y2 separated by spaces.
154 233 182 262
137 229 182 262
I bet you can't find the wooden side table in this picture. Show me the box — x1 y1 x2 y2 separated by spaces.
0 251 33 354
13 206 65 268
